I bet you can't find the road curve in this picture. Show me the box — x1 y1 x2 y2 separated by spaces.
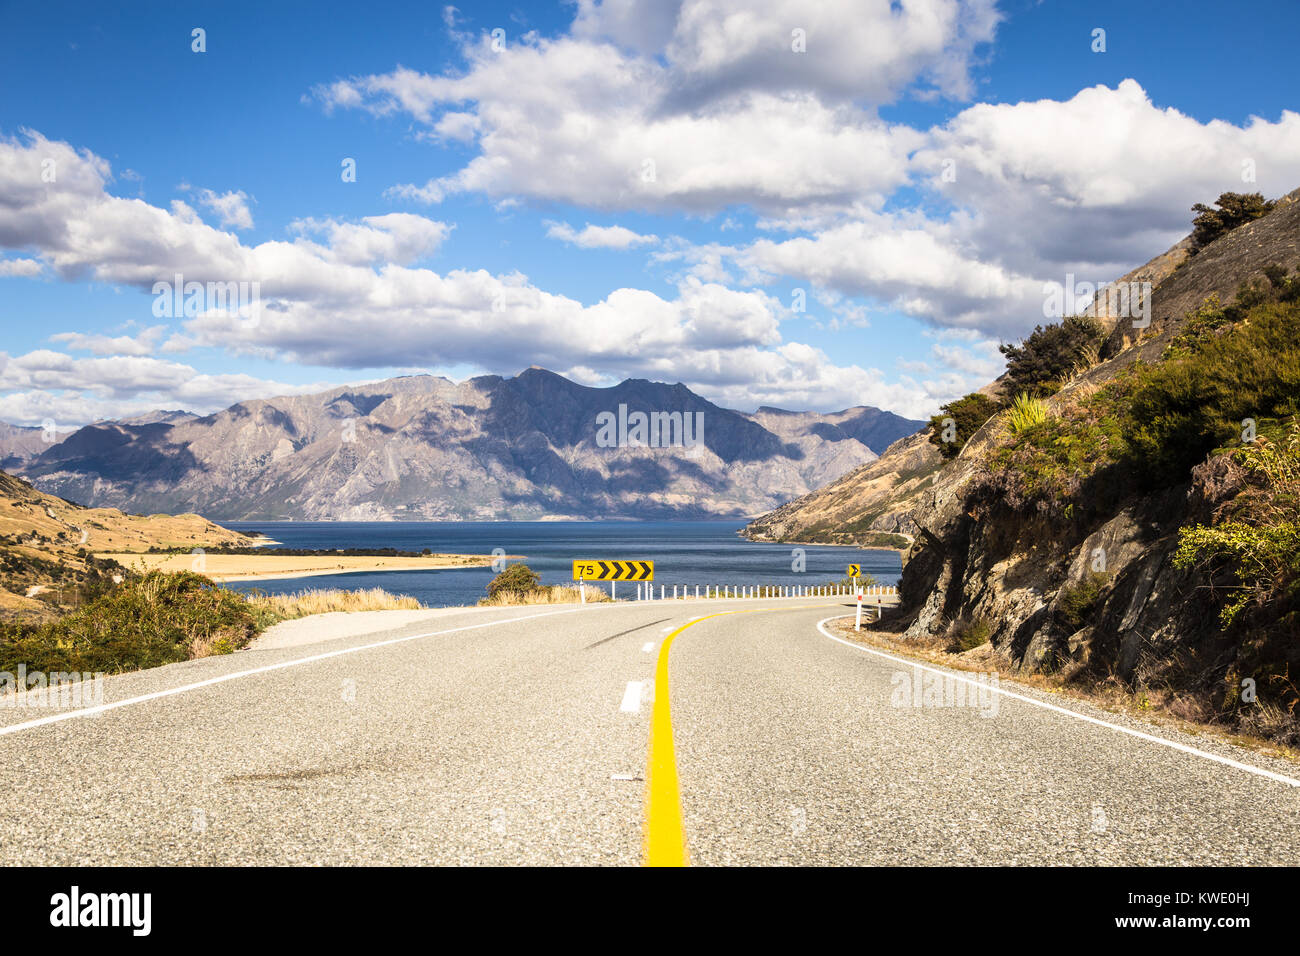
0 597 1297 865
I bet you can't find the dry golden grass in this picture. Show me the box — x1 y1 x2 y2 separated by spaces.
0 471 256 554
477 585 612 606
246 587 423 620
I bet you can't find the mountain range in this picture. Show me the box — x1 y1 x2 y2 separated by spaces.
4 368 923 521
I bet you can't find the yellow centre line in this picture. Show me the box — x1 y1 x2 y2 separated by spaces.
642 602 839 867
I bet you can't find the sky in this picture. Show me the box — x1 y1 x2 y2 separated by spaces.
1 0 1298 427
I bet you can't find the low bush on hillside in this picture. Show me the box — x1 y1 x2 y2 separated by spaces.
1125 299 1300 487
928 392 999 459
947 615 991 652
1174 417 1300 628
998 315 1106 398
993 293 1300 507
1161 293 1235 358
0 571 260 674
1056 573 1109 634
1262 262 1300 302
1189 192 1276 254
990 379 1134 506
0 548 125 608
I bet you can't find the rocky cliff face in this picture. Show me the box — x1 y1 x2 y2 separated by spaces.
14 368 923 521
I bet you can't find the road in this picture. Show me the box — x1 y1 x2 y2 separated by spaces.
1 597 1298 866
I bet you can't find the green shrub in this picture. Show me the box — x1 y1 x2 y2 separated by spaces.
950 616 991 652
1261 262 1300 303
1189 192 1276 254
1124 300 1300 487
1173 418 1300 626
1057 572 1109 633
486 562 542 599
928 392 999 459
998 315 1105 398
0 571 260 675
1005 392 1050 435
993 292 1300 506
1163 295 1232 358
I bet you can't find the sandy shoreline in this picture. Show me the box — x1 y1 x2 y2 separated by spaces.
95 552 508 583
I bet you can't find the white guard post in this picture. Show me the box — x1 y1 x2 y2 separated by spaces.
855 592 864 631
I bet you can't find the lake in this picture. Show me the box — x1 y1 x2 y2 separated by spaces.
222 520 902 608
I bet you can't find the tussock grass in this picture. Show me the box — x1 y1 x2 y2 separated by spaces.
244 587 423 621
477 584 612 606
1005 392 1050 435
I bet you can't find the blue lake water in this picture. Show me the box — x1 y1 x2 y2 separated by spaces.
222 520 901 608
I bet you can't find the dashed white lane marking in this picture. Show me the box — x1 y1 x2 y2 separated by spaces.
620 681 644 713
642 642 656 653
815 617 1300 790
660 626 673 633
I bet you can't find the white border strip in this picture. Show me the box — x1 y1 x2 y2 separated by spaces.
0 604 604 738
816 617 1300 789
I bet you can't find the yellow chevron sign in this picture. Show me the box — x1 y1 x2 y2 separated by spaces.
847 564 861 577
573 559 654 582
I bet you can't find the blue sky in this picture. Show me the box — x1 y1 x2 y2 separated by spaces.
1 0 1298 426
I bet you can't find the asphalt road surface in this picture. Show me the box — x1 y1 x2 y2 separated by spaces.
1 597 1298 866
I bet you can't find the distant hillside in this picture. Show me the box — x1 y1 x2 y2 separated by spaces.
0 422 51 471
0 470 256 619
14 368 923 521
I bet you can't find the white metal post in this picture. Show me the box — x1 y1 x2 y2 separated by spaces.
855 593 863 630
579 575 585 604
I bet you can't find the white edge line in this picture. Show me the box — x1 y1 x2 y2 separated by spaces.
0 604 606 738
815 616 1300 790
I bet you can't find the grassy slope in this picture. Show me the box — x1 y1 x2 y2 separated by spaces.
0 469 258 619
